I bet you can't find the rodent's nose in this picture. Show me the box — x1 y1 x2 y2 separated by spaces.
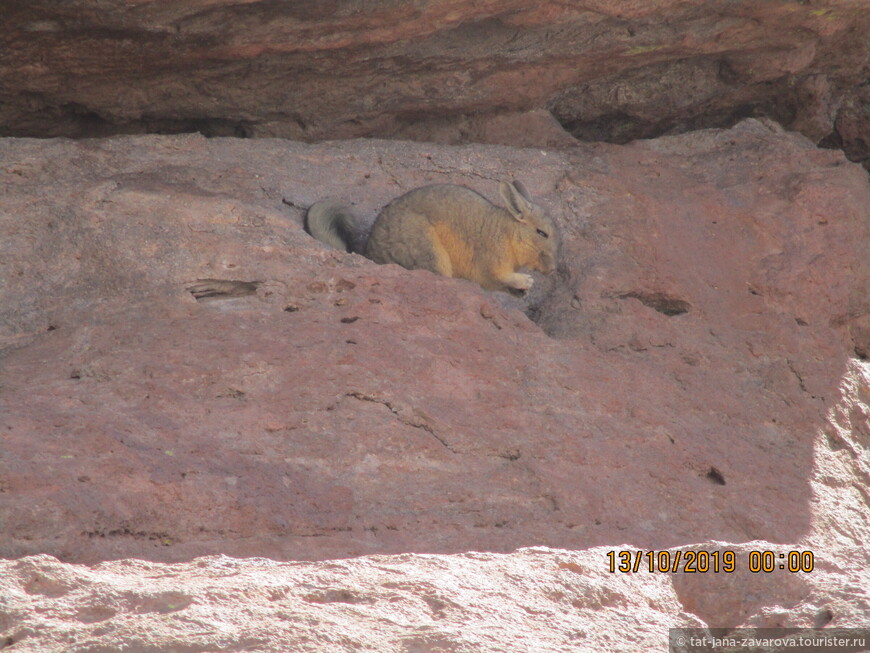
540 253 556 274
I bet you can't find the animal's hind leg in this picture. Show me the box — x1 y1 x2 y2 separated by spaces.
428 231 454 278
401 224 452 277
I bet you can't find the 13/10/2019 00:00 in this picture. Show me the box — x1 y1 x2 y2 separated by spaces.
607 549 815 573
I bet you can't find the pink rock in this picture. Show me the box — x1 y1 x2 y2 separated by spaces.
1 121 869 644
1 2 868 167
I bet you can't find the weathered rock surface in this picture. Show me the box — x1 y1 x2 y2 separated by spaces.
1 122 869 647
2 1 869 168
1 542 868 653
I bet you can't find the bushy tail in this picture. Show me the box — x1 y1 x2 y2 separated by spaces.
304 200 360 253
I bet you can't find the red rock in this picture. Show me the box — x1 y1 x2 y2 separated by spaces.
1 2 868 167
1 122 869 643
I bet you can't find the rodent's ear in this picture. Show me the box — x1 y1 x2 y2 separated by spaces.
499 181 534 222
512 180 532 201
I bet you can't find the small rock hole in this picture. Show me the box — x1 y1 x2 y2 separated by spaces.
705 467 726 485
814 607 834 628
617 291 691 316
187 279 260 301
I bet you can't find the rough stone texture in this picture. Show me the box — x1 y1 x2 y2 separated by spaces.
1 1 869 168
1 122 870 648
1 543 868 653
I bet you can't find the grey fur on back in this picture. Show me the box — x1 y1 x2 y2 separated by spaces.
364 184 497 266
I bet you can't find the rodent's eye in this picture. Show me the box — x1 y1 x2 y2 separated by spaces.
536 229 549 239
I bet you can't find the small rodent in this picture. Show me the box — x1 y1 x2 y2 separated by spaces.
305 181 559 293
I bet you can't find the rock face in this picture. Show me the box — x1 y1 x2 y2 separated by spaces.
1 543 867 652
2 1 869 168
1 122 869 649
1 120 867 562
3 4 870 648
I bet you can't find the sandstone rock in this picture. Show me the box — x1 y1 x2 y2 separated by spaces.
1 542 868 652
1 1 868 167
1 122 869 646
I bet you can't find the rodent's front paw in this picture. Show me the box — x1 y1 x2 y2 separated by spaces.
510 273 534 291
